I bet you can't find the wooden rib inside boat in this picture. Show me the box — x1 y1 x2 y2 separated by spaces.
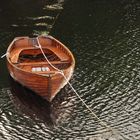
6 35 75 102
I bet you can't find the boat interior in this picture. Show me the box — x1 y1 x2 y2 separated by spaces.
9 37 72 73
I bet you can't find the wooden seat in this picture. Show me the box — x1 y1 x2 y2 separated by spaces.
16 61 69 66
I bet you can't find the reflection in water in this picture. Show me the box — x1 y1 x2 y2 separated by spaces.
0 78 76 139
9 76 53 125
0 0 64 37
9 76 75 126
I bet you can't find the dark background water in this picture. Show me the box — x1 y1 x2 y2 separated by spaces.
0 0 140 139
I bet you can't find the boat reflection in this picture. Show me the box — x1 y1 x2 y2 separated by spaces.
9 76 75 126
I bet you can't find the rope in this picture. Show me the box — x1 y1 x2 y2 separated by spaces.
1 38 18 59
36 37 114 132
1 53 8 58
36 37 61 72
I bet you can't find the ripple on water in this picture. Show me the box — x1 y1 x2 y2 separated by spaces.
1 0 140 140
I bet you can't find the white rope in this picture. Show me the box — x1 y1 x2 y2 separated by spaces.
36 37 113 132
1 38 19 59
36 37 61 72
1 53 8 58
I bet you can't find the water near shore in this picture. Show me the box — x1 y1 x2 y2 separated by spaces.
0 0 140 139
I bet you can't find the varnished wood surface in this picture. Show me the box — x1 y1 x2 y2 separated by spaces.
6 36 75 102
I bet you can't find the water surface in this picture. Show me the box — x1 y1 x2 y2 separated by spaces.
0 0 140 139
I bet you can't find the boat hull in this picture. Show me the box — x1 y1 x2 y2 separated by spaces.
6 36 75 102
7 60 74 102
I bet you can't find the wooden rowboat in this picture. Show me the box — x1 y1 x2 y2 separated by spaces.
6 35 75 102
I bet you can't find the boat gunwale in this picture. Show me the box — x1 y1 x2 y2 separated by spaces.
6 35 75 77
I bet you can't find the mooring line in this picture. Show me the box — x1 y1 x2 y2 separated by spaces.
1 53 8 58
36 37 114 133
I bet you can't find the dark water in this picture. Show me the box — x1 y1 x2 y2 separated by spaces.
0 0 140 139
